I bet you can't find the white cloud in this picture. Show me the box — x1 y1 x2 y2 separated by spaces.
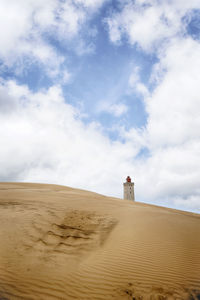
135 141 200 200
99 102 128 117
129 37 200 212
106 18 122 44
104 1 200 212
174 195 200 211
61 70 72 84
0 78 139 197
106 0 200 52
129 66 149 97
146 38 200 148
75 0 109 10
129 67 140 87
0 0 107 78
0 1 63 77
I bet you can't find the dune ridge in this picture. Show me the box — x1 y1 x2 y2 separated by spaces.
0 182 199 300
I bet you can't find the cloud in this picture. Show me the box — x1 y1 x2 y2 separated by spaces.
105 0 200 52
130 37 200 212
104 1 200 212
0 0 107 79
75 0 109 10
129 66 149 97
99 103 128 117
174 195 200 211
146 38 200 148
0 78 140 197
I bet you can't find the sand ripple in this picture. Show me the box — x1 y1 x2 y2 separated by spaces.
0 183 199 299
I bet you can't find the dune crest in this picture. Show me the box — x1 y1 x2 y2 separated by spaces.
0 182 199 299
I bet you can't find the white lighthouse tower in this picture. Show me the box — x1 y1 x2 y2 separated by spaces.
123 176 135 201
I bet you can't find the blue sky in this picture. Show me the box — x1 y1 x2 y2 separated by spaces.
14 2 153 132
0 0 200 213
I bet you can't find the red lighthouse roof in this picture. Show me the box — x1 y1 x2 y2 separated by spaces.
126 176 131 183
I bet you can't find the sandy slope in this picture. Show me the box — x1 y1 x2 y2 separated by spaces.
0 183 199 300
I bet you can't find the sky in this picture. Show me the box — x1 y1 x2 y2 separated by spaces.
0 0 200 213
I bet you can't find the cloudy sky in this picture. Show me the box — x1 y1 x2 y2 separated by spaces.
0 0 200 212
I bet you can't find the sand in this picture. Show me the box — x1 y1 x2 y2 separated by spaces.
0 182 199 300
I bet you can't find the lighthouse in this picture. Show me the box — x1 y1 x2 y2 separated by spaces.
123 176 135 201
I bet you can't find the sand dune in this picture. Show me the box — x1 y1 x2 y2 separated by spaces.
0 183 199 299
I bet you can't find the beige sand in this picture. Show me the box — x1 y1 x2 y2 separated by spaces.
0 182 199 300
